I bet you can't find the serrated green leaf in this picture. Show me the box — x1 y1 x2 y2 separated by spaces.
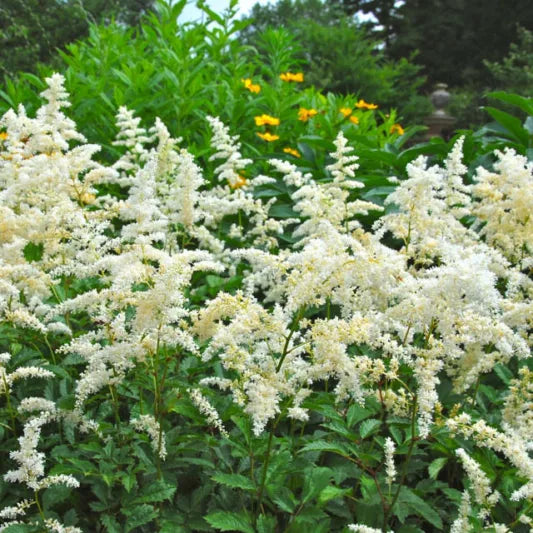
23 241 44 263
347 404 373 427
256 514 276 533
204 511 254 533
442 487 463 503
298 440 350 456
302 467 333 503
121 472 136 493
101 514 121 533
42 484 72 511
123 504 158 532
386 420 403 444
398 487 443 529
212 473 255 491
132 480 176 504
360 418 382 439
428 457 448 480
493 363 513 385
291 507 329 524
270 486 298 513
318 485 350 505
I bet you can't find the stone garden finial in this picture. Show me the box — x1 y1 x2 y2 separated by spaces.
425 83 455 140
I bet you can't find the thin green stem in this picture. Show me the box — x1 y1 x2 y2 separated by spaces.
109 384 121 430
382 394 418 531
276 307 304 373
255 419 277 523
34 490 45 522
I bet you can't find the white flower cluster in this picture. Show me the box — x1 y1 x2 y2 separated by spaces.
472 148 533 267
383 437 396 485
1 74 531 531
455 448 500 520
131 414 167 460
189 388 229 437
349 525 393 533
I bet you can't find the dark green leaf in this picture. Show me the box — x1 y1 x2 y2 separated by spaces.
256 514 277 533
484 107 529 146
123 504 158 532
211 473 255 491
428 457 448 480
23 241 44 262
204 511 255 533
360 418 381 439
132 480 176 504
317 485 350 505
398 487 443 529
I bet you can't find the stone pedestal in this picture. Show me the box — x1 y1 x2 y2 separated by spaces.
425 83 455 140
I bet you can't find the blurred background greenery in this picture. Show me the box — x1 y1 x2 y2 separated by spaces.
1 0 532 130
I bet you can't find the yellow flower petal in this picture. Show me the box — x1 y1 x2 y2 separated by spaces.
280 72 304 83
390 123 405 135
242 78 261 93
340 107 352 118
298 108 318 122
283 147 301 158
257 132 279 142
254 114 280 126
355 99 378 110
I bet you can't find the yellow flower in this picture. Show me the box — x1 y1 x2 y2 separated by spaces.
355 99 378 110
229 174 248 189
390 123 405 135
241 78 261 93
340 107 353 118
0 132 8 141
283 147 301 158
254 114 280 126
257 132 279 142
349 115 359 125
79 192 96 205
280 72 304 82
298 107 318 122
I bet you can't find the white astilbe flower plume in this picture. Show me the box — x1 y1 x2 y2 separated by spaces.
348 525 394 533
207 115 252 188
131 415 167 460
4 412 79 491
384 437 396 485
472 147 533 267
112 106 152 180
450 491 472 533
456 448 500 520
189 388 229 437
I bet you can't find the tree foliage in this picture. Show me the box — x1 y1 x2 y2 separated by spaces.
0 0 154 77
242 0 429 123
387 0 533 88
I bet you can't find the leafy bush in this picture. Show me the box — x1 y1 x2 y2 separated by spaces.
485 26 533 99
0 70 532 533
241 0 430 125
0 0 154 77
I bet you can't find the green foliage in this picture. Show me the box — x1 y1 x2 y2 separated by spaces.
388 0 533 88
242 0 429 124
1 3 532 531
0 0 154 77
485 26 533 99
